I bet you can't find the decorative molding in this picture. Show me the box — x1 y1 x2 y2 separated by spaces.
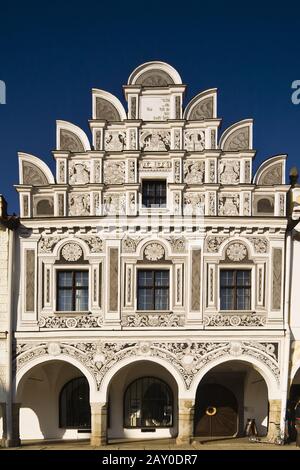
204 314 267 327
38 315 104 329
121 313 185 328
205 236 227 253
144 243 165 261
226 242 247 262
61 243 83 261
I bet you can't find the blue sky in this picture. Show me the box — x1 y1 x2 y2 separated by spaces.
0 0 300 213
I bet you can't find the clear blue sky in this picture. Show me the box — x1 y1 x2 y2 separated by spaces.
0 0 300 214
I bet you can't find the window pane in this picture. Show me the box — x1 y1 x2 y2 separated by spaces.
58 271 72 287
75 288 88 311
155 289 169 310
155 271 169 287
138 288 153 310
75 271 89 287
138 271 153 287
220 287 234 310
142 180 166 208
237 288 251 310
58 289 73 311
236 270 251 286
220 270 234 286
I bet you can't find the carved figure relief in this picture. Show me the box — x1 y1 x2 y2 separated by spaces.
22 162 48 186
219 161 240 184
259 164 282 185
95 98 121 121
184 130 205 151
69 193 90 216
184 160 205 183
103 193 126 215
69 161 90 185
104 131 126 151
140 130 171 151
223 128 249 151
218 194 240 216
60 130 85 152
189 97 213 120
103 161 125 184
184 192 205 215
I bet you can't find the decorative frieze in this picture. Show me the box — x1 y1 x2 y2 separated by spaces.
166 236 186 253
248 237 268 253
122 236 142 253
205 236 227 253
121 313 185 328
204 314 267 327
38 315 104 329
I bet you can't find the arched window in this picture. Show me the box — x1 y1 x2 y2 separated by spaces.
59 377 91 429
124 377 173 428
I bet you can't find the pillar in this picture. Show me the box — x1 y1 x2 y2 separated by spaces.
267 399 282 442
90 402 107 446
3 403 21 447
0 402 7 447
176 399 195 445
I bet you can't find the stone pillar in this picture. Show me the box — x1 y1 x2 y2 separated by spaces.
0 403 7 447
176 399 195 446
3 403 21 447
267 399 282 442
90 402 107 446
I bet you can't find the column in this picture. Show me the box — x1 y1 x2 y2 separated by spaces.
4 403 21 447
0 402 7 447
90 402 107 446
267 399 282 442
176 399 195 445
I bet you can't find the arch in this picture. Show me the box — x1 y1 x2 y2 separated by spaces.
15 355 98 402
18 152 55 185
219 119 253 151
99 356 185 402
189 356 280 399
220 239 251 262
53 237 91 260
56 121 91 152
253 155 286 185
290 361 300 384
217 236 256 261
136 237 173 261
92 89 127 121
128 61 182 86
184 89 217 120
59 376 91 429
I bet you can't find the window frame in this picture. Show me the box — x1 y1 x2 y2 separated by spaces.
56 268 90 313
137 269 170 311
219 268 252 311
141 179 167 209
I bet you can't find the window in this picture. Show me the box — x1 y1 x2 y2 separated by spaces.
57 271 89 311
142 180 166 208
220 270 251 310
137 270 169 310
59 377 91 429
124 377 173 428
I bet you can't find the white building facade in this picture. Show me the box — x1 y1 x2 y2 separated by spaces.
1 62 292 446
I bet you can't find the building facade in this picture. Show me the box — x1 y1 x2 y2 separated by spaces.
0 62 293 446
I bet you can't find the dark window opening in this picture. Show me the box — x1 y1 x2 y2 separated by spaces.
137 270 169 310
57 270 89 311
220 269 251 310
142 180 166 208
59 377 91 429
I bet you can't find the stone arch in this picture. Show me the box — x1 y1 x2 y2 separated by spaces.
53 237 91 261
19 153 55 185
136 238 173 261
253 155 286 185
128 61 182 86
98 356 185 403
189 355 280 399
184 89 217 120
219 238 252 262
219 119 253 151
56 121 91 152
92 89 127 121
15 355 98 402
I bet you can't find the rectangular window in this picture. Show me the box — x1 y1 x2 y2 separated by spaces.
137 270 169 310
57 271 89 312
220 269 251 310
142 180 166 208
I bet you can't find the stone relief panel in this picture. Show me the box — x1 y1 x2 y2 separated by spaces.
225 243 248 262
39 235 103 254
39 315 104 329
121 313 185 328
189 97 214 120
22 162 48 186
209 160 216 183
103 193 126 215
122 236 143 253
279 194 285 216
259 164 282 185
245 160 251 183
204 314 266 327
173 130 181 150
165 236 186 253
183 160 205 184
69 161 91 185
183 192 205 215
15 340 280 390
218 193 240 216
248 237 268 254
127 160 136 183
95 98 121 121
208 192 216 215
174 159 181 182
272 248 282 310
205 236 228 253
139 160 172 172
104 131 126 151
219 160 240 184
103 161 125 184
136 70 174 86
243 192 251 216
60 129 84 152
61 243 83 261
223 127 249 151
140 130 171 151
144 243 165 261
129 129 137 150
68 193 90 216
184 130 205 151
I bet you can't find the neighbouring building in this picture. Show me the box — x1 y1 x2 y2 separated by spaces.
0 62 293 446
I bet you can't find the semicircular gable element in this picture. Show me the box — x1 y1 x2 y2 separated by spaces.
219 119 253 151
92 89 127 121
19 153 55 185
184 89 217 120
253 155 286 185
56 121 90 152
128 61 182 86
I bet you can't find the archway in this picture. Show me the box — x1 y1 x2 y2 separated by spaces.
107 360 178 441
288 366 300 442
194 360 269 439
17 360 91 441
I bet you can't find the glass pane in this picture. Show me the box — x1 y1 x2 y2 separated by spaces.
58 289 73 311
155 271 169 287
237 288 251 310
237 270 251 286
138 271 153 287
220 287 234 310
155 289 169 310
58 271 72 287
75 289 88 311
75 271 89 287
138 288 153 310
220 270 234 286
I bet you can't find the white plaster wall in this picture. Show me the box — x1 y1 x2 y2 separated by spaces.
108 361 178 440
290 239 300 338
19 361 86 440
243 368 268 436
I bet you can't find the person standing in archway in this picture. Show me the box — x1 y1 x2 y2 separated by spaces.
295 399 300 447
